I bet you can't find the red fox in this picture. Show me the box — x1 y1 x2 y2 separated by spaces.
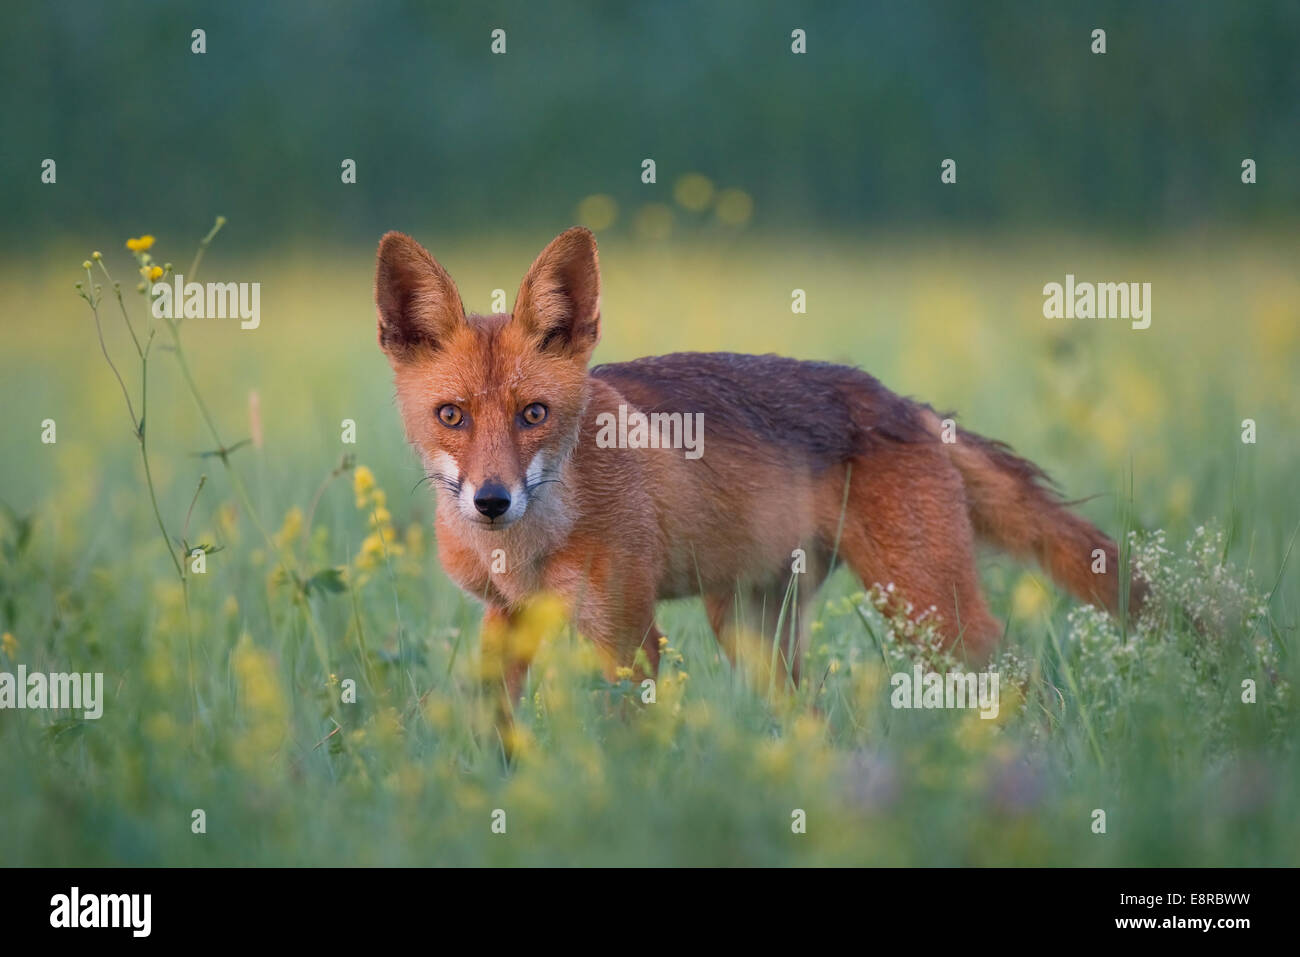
375 227 1144 701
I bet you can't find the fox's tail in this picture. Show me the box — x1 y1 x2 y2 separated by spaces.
921 410 1146 618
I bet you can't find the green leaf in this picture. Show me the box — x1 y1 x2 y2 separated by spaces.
304 567 346 596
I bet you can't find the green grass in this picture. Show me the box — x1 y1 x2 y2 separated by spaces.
0 229 1296 865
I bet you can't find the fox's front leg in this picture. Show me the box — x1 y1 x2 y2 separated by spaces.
543 535 665 682
611 616 663 680
573 594 663 682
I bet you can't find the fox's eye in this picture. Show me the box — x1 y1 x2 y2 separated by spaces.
436 404 464 428
521 403 548 426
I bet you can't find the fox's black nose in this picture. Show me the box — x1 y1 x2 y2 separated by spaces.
473 481 511 519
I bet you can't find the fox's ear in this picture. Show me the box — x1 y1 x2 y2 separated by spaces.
375 231 465 359
513 226 600 362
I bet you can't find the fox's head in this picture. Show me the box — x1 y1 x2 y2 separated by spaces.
375 227 600 530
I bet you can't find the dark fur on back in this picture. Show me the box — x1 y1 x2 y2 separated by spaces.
592 352 932 471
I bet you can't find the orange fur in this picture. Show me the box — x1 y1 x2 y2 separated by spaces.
375 227 1143 710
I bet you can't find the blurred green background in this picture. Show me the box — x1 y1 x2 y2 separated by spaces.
5 0 1300 249
0 2 1297 866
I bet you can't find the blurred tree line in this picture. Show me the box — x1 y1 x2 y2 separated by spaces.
4 0 1297 251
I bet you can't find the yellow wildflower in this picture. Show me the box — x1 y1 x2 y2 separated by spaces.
273 505 304 548
504 724 535 759
232 635 287 769
147 265 163 281
353 465 376 503
422 695 452 730
1010 573 1051 621
1 632 17 658
356 532 387 570
125 235 156 252
480 593 569 680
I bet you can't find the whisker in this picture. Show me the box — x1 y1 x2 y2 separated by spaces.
414 472 462 498
525 477 564 494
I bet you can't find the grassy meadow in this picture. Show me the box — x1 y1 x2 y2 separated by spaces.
0 225 1296 865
